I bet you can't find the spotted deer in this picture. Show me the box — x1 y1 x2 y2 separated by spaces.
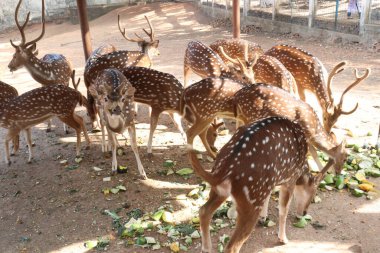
8 0 75 133
8 0 73 86
88 68 146 178
181 77 246 157
209 38 263 69
0 81 20 154
265 45 369 132
0 85 90 165
183 41 255 87
120 67 187 156
253 55 297 94
84 15 159 127
233 84 347 173
189 117 333 253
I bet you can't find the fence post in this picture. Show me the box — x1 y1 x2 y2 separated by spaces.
243 0 250 20
225 0 230 18
272 0 279 21
360 0 372 35
308 0 316 28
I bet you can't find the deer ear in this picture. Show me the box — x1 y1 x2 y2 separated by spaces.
88 85 99 98
127 86 136 96
152 40 159 47
26 43 37 53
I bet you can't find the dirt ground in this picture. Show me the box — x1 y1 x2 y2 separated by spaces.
0 2 379 253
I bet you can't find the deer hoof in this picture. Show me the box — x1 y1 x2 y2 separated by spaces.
46 128 51 133
139 174 148 180
278 237 289 245
85 145 90 150
258 216 268 226
7 161 11 166
210 145 218 153
65 130 70 134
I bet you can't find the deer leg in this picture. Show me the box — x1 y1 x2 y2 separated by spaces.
225 201 261 253
199 189 228 253
58 114 86 157
186 118 215 156
147 108 161 156
11 134 20 155
278 184 295 244
75 113 90 148
128 125 147 179
46 119 52 132
259 194 271 224
168 112 187 144
5 129 20 165
24 128 34 163
106 128 118 174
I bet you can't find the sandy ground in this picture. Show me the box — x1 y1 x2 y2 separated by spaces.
0 2 379 253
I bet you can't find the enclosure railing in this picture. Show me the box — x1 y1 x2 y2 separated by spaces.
199 0 380 36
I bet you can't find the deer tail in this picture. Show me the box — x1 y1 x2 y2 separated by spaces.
188 148 219 186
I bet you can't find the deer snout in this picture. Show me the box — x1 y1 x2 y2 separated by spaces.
111 105 122 116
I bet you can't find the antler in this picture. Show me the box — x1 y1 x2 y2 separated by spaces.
326 61 346 104
142 15 155 42
117 14 145 43
10 0 31 47
118 15 155 43
218 46 247 71
23 0 45 48
337 67 370 115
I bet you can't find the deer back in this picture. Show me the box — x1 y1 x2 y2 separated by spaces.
265 44 330 107
0 85 84 129
253 55 298 94
190 117 309 191
0 81 18 104
209 38 263 66
182 77 245 124
121 67 183 112
184 41 229 79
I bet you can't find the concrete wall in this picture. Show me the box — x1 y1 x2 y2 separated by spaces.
0 0 136 31
199 2 379 45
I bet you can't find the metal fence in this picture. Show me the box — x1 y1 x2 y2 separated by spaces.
199 0 380 36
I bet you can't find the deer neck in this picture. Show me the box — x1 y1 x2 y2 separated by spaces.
23 55 55 85
127 51 151 68
309 122 337 154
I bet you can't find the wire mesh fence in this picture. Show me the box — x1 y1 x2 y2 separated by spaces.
199 0 380 36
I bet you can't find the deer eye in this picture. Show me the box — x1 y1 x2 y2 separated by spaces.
104 96 108 102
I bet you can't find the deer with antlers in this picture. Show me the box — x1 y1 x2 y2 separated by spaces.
84 15 159 127
233 83 347 173
183 41 255 87
189 117 333 253
8 0 75 133
8 0 73 86
0 84 90 165
88 68 146 178
209 38 263 70
265 45 370 132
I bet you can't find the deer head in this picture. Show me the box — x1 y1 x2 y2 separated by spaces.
89 69 136 129
218 44 255 84
118 14 160 58
8 0 45 72
324 61 370 132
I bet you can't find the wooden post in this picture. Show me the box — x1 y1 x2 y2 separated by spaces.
233 0 240 38
76 0 92 60
308 0 317 28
